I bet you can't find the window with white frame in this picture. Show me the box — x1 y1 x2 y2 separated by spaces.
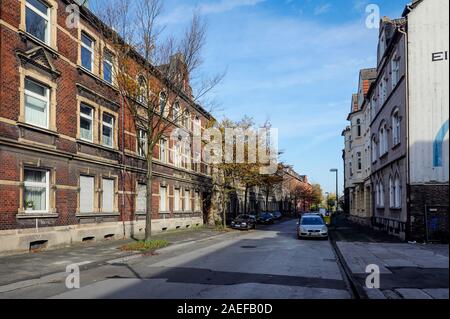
137 129 147 157
159 92 167 114
394 175 401 208
26 0 50 44
184 110 191 130
159 186 167 212
79 175 94 213
81 32 95 72
356 119 361 137
102 178 114 213
194 116 201 136
137 76 147 104
174 141 182 167
183 141 191 170
174 188 181 211
379 77 387 107
102 113 114 148
103 50 114 84
392 110 401 146
24 168 49 213
159 138 167 163
173 102 180 123
184 189 191 211
136 183 146 213
371 96 377 119
379 123 388 156
391 54 400 89
25 78 49 129
371 137 378 163
79 103 94 142
379 182 385 208
389 177 395 208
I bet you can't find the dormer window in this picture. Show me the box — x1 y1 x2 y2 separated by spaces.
26 0 50 45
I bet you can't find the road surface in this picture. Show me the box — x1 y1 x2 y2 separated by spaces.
1 219 352 299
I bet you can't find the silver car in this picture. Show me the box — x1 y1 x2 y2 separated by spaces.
297 215 328 239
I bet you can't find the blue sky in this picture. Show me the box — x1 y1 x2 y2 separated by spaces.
92 0 408 194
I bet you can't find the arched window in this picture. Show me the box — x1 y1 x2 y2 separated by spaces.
371 136 378 163
137 75 147 104
394 175 401 208
357 152 362 170
389 176 395 208
159 92 167 114
375 182 380 206
392 109 401 146
379 122 388 156
356 119 361 137
173 102 180 123
378 181 385 208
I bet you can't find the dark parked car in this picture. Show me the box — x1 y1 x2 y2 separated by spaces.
271 211 282 220
231 215 257 230
257 212 275 224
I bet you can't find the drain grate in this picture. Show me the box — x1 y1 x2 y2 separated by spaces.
241 246 257 249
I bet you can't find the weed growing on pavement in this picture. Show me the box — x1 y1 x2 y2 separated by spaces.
120 240 169 252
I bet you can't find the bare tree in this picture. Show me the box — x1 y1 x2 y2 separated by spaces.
91 0 224 240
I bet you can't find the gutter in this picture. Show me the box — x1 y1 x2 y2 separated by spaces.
397 20 411 241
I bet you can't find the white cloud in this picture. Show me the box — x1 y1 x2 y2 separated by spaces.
314 3 332 15
200 0 266 15
159 0 266 24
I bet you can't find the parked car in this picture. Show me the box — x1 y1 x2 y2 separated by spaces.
257 212 275 225
271 211 282 220
231 215 257 230
297 214 328 239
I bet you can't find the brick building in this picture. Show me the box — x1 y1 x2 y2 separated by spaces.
0 0 214 254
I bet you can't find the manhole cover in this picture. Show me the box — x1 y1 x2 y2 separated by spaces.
241 246 257 249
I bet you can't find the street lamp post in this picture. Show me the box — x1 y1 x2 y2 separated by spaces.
330 169 338 212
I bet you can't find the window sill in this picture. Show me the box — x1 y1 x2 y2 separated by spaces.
77 67 118 91
18 31 59 58
17 122 59 137
17 213 58 219
392 143 401 150
76 139 120 153
76 212 120 218
390 207 402 211
379 152 388 159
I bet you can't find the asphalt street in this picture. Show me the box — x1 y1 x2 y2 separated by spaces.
0 219 352 299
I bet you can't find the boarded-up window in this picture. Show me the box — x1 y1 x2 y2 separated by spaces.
80 176 94 213
160 186 167 212
174 188 181 211
102 178 114 213
136 183 147 213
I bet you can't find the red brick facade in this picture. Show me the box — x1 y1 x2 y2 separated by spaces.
0 0 213 241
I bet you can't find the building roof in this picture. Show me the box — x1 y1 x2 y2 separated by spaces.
360 68 377 82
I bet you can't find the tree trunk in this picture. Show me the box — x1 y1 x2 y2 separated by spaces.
244 184 249 214
145 156 153 241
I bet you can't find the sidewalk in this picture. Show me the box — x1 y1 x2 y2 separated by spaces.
331 214 449 299
0 227 228 287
